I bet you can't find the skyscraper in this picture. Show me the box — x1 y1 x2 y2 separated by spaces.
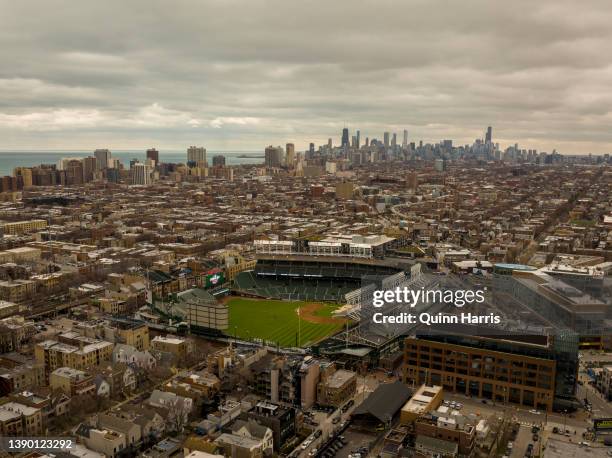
131 162 152 185
383 132 390 148
82 156 97 182
286 143 295 167
264 145 283 168
403 129 408 147
212 155 226 167
187 146 207 168
356 130 361 149
341 128 349 148
486 126 492 144
146 148 159 165
64 160 84 185
94 149 111 170
392 133 397 148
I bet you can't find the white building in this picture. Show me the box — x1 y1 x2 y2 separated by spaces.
131 163 153 186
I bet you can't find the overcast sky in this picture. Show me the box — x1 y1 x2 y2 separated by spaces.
2 0 612 154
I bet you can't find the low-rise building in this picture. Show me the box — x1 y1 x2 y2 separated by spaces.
112 344 157 369
0 356 45 395
0 401 43 436
400 384 443 424
142 437 183 458
49 367 96 396
415 435 458 457
98 297 129 316
214 432 265 458
147 389 193 433
229 419 274 456
415 413 476 457
0 246 41 263
2 219 47 235
98 413 143 449
108 318 150 351
151 335 191 362
316 366 356 407
0 300 19 318
597 365 612 401
246 401 295 451
75 424 127 458
0 316 36 353
171 371 221 399
35 338 113 374
0 279 36 302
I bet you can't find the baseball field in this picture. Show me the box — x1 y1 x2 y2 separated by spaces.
224 297 348 348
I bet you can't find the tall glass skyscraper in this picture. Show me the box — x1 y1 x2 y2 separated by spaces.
341 128 349 147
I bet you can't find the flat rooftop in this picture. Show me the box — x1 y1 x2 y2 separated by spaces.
324 369 355 389
402 384 442 414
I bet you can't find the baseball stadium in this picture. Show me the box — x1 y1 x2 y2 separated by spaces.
226 235 429 350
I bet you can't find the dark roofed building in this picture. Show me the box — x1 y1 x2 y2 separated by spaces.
246 400 295 451
351 381 412 428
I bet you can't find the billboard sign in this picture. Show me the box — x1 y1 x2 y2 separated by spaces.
205 270 225 288
593 418 612 432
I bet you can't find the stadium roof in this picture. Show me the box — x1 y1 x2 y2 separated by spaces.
340 347 372 357
494 263 536 271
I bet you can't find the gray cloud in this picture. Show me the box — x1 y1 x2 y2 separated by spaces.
1 0 612 153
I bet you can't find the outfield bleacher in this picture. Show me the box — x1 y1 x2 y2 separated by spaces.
254 258 399 280
234 270 361 302
233 258 403 303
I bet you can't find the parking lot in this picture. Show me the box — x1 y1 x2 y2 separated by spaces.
313 425 377 458
335 428 377 458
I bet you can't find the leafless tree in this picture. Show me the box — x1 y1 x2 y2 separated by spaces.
165 397 189 434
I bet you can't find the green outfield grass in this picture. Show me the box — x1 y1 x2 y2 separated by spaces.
225 297 345 348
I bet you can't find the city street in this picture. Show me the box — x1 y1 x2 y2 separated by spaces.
509 425 532 458
577 379 612 418
298 374 377 457
579 353 612 418
444 391 589 432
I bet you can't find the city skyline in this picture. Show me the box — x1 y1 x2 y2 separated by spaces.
2 1 612 154
0 123 606 159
